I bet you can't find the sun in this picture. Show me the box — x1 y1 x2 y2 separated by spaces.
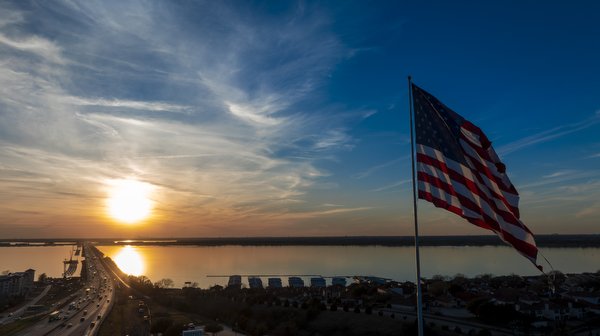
106 179 153 224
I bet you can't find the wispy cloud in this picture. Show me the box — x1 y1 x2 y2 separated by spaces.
67 96 190 113
0 1 372 237
542 170 576 179
575 201 600 218
498 113 600 156
519 170 600 190
0 33 64 64
587 152 600 159
353 156 407 179
371 179 411 192
313 129 353 150
268 206 373 220
225 101 283 126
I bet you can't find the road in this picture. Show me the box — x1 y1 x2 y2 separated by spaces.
12 243 117 336
0 285 52 325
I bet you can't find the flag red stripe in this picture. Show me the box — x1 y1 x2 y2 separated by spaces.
459 130 519 194
416 145 520 208
417 177 535 245
418 188 537 261
417 172 531 237
418 171 519 226
417 154 533 236
461 150 522 217
418 190 494 231
417 152 521 220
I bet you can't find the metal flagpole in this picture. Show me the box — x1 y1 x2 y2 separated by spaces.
408 76 424 336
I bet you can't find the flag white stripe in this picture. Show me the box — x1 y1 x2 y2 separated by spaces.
417 144 520 207
459 138 521 210
460 127 482 147
418 180 536 246
418 161 516 217
459 138 516 192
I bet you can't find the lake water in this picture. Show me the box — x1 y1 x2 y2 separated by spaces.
1 245 598 288
0 245 80 278
96 245 600 288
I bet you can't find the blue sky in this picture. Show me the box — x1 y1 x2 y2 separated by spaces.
0 1 598 238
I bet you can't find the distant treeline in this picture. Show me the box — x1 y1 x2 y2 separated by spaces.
2 234 599 247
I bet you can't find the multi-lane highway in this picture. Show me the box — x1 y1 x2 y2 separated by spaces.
13 243 116 336
0 285 52 325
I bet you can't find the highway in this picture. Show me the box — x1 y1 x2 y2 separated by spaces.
0 285 52 325
13 243 116 336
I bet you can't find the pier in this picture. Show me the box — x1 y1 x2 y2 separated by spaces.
62 243 82 278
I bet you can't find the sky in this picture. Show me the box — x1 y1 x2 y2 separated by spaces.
0 1 598 239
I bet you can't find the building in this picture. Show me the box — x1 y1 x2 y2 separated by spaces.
182 328 204 336
310 277 326 288
248 277 263 289
332 277 347 287
0 269 35 297
268 277 282 288
22 269 35 291
227 275 241 289
288 277 304 288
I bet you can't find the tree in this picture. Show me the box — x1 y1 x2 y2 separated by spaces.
204 322 223 334
467 297 489 316
151 317 174 333
38 273 48 283
154 278 175 289
432 274 448 281
428 281 448 296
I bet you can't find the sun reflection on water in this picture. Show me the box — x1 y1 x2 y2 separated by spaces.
114 245 145 276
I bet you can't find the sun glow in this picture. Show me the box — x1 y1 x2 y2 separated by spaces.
114 245 145 276
106 179 153 223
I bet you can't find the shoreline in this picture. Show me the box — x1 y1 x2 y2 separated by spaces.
1 234 599 247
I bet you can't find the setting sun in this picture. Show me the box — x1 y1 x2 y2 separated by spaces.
106 179 153 224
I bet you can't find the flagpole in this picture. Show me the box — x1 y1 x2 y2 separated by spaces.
408 75 424 336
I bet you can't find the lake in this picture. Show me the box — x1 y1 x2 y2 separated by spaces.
96 245 599 288
0 245 80 279
1 245 598 288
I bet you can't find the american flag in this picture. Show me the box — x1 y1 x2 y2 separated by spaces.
411 84 540 269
